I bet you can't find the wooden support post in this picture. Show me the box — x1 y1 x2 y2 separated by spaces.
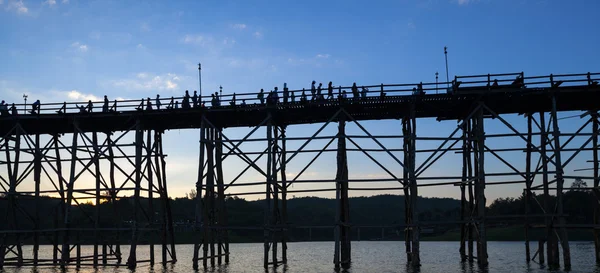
474 107 488 266
593 113 600 263
102 243 107 265
403 117 412 262
53 134 64 265
551 94 571 268
272 126 279 266
460 120 467 261
76 232 81 268
539 112 555 267
202 127 216 268
146 130 155 266
408 100 420 266
539 240 545 264
334 113 351 268
92 132 100 268
524 114 533 262
215 128 226 265
62 126 79 267
193 122 205 269
467 119 474 262
127 120 143 269
280 126 288 264
106 133 121 264
33 133 41 266
264 119 272 268
154 131 168 266
159 132 177 263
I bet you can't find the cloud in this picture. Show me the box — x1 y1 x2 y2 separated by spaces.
70 42 89 52
223 37 236 45
5 0 28 14
136 43 145 49
89 32 101 40
181 34 213 46
231 23 247 30
110 73 181 92
62 0 68 3
140 22 150 32
52 90 99 101
407 20 416 29
43 0 56 6
456 0 477 5
316 54 330 59
253 31 263 39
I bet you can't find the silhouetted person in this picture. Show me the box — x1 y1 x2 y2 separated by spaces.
492 79 499 87
57 102 66 114
146 98 153 110
361 87 368 99
76 104 87 113
283 83 289 104
342 90 348 99
230 93 236 106
291 90 296 103
241 99 246 106
183 90 191 109
0 100 8 116
31 99 41 114
311 81 316 101
258 89 265 105
175 101 179 109
301 89 307 103
136 98 144 111
317 83 323 98
211 94 216 107
352 83 359 100
417 82 424 95
327 82 333 99
156 94 162 110
273 87 279 103
102 95 109 112
215 92 220 106
192 91 198 108
85 100 93 112
10 103 17 115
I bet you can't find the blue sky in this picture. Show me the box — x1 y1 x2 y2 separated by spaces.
1 0 599 202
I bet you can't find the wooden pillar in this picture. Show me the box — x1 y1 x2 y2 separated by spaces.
158 132 176 263
106 133 121 264
127 120 143 269
539 240 545 264
551 94 571 268
202 128 216 268
146 130 155 266
264 120 272 268
92 132 100 268
403 117 412 262
467 120 474 262
53 134 64 265
539 112 555 266
474 107 488 266
280 126 288 264
408 100 419 266
33 133 41 265
272 126 279 266
459 121 468 261
215 128 227 265
62 127 79 267
524 114 533 262
193 122 205 269
593 113 600 263
154 131 168 266
334 114 350 268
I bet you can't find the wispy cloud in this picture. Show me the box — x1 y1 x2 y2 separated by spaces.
43 0 56 6
70 42 88 52
62 0 68 3
231 23 247 30
253 31 263 39
456 0 477 5
51 89 98 101
316 54 330 59
136 43 145 49
181 34 213 46
89 32 101 40
407 20 416 29
5 0 28 14
223 37 236 45
110 72 181 92
140 22 151 32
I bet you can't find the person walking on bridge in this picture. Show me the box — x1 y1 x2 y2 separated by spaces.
86 100 94 112
327 82 333 100
31 99 41 114
352 83 359 101
311 81 316 101
258 89 265 105
183 90 191 109
146 97 153 110
156 94 162 110
283 83 289 104
192 90 198 108
102 95 109 112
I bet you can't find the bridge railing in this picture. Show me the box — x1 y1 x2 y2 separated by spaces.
1 72 598 116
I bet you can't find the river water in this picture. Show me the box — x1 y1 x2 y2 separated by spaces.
0 241 597 273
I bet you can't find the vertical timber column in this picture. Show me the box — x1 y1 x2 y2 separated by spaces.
193 121 205 269
474 107 488 266
409 102 420 266
127 119 143 269
459 121 467 261
215 128 227 265
53 134 64 265
334 113 351 268
62 124 79 267
158 131 177 263
146 130 155 266
264 118 273 268
154 131 167 265
539 112 554 266
524 114 533 262
203 128 216 268
272 126 279 266
280 126 288 264
402 117 412 262
592 112 600 263
33 133 41 265
92 132 101 268
106 133 122 263
551 94 571 268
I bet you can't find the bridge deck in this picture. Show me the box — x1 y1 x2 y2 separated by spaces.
1 85 599 135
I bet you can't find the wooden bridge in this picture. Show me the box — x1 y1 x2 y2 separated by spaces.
0 72 599 270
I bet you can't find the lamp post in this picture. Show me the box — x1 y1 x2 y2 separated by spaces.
198 63 202 99
444 46 450 89
23 94 28 114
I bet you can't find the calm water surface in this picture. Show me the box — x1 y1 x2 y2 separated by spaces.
1 241 598 273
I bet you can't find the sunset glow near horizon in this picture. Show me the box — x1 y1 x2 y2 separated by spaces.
1 0 599 203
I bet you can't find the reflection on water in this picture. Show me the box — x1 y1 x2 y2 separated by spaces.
1 241 599 273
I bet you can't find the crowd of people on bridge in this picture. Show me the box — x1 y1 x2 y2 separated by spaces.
0 80 428 116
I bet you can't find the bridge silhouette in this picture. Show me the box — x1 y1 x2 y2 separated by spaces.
0 72 599 270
